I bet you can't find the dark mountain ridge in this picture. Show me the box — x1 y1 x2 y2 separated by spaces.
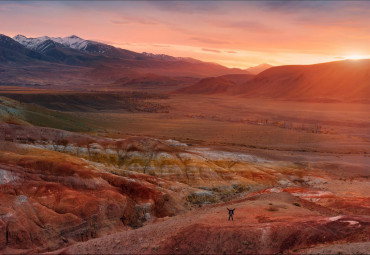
0 33 251 86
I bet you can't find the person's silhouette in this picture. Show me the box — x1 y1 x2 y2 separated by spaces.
227 208 235 221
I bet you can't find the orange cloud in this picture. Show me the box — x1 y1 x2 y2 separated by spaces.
1 1 370 68
202 48 221 53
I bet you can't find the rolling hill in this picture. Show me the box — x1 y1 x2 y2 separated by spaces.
0 96 92 131
176 74 255 94
178 59 370 102
245 63 273 74
236 59 370 102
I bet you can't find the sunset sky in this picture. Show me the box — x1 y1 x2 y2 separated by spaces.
1 1 370 68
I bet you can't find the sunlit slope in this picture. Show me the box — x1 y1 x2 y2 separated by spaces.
178 59 370 102
235 59 370 101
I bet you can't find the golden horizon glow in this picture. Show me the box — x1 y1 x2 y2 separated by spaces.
344 54 368 61
1 1 370 68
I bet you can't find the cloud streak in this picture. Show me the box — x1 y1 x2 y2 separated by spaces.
1 1 370 68
202 48 221 53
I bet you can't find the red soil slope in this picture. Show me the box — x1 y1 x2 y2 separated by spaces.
59 191 370 254
0 143 188 253
234 59 370 101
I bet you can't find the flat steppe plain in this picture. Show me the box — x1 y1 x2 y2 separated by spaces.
81 93 370 161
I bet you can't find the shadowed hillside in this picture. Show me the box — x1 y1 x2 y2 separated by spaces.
0 96 92 131
0 92 170 113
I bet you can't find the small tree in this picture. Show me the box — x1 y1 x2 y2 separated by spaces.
51 132 65 151
57 138 69 152
100 139 115 164
114 140 128 168
72 136 95 159
84 137 96 160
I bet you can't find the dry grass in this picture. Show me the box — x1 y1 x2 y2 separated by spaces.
186 191 219 205
83 94 369 155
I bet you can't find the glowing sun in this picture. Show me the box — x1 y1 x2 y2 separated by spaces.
345 54 366 60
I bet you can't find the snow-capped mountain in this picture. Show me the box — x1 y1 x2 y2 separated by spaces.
13 34 207 63
13 35 52 51
1 34 27 50
33 39 61 53
0 34 47 62
51 35 89 51
2 33 249 77
1 34 102 65
13 34 139 58
12 34 223 64
14 35 88 51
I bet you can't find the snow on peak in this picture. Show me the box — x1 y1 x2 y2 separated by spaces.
13 34 92 51
13 34 27 40
51 35 88 50
13 34 51 50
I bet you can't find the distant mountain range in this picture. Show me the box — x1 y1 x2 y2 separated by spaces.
11 34 271 71
12 34 154 60
245 63 273 74
6 34 367 103
1 34 272 82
